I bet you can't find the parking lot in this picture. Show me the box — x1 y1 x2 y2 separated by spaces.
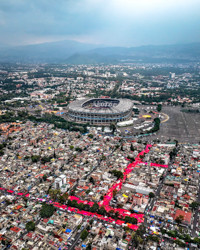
120 105 200 144
155 106 200 144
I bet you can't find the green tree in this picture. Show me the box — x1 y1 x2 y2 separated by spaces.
80 229 89 240
58 193 69 204
26 221 35 232
86 243 92 250
174 239 186 247
190 201 199 211
149 192 155 199
40 203 55 218
89 177 95 185
90 202 99 213
31 155 40 163
98 206 106 215
41 156 52 164
130 144 135 151
49 189 61 200
43 174 47 181
109 170 123 179
175 215 184 225
157 104 162 112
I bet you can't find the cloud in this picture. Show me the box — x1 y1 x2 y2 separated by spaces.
0 0 199 46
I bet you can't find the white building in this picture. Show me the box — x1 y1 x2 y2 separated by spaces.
54 174 67 189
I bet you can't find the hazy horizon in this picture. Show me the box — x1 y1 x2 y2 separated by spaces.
0 0 199 47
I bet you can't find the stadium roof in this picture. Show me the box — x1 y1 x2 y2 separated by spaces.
68 98 133 115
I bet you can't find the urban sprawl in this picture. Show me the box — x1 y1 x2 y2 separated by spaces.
0 63 199 250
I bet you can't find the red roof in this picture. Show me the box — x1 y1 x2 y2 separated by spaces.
27 232 33 238
10 227 21 233
15 205 22 210
183 194 190 200
174 209 192 224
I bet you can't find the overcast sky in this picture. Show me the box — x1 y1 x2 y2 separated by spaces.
0 0 199 46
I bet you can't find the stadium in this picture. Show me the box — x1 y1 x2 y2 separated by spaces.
67 98 133 125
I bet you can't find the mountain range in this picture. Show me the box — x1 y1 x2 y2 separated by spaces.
0 40 199 64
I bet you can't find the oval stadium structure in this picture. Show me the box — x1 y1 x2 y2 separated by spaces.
67 98 133 125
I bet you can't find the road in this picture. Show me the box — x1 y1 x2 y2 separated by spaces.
68 218 92 250
191 181 200 237
144 155 175 227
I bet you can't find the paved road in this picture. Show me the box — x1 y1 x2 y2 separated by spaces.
144 156 175 226
68 218 92 250
191 182 200 237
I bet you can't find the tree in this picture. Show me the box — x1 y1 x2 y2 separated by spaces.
109 170 123 179
174 239 186 247
90 202 99 213
89 177 95 185
98 206 106 215
101 154 106 161
113 189 117 197
43 174 47 181
137 225 146 237
58 193 69 204
80 229 89 240
86 243 92 250
148 235 159 243
149 192 155 199
193 237 200 245
110 122 116 134
75 147 82 152
26 221 35 232
174 139 179 147
31 155 40 163
132 234 140 248
131 217 138 224
40 203 55 218
41 156 52 164
124 216 137 224
175 215 184 224
0 149 4 156
157 104 162 112
130 144 135 151
190 201 199 211
49 189 61 200
139 154 145 160
108 209 115 218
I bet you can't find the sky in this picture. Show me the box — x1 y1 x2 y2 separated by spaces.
0 0 199 47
